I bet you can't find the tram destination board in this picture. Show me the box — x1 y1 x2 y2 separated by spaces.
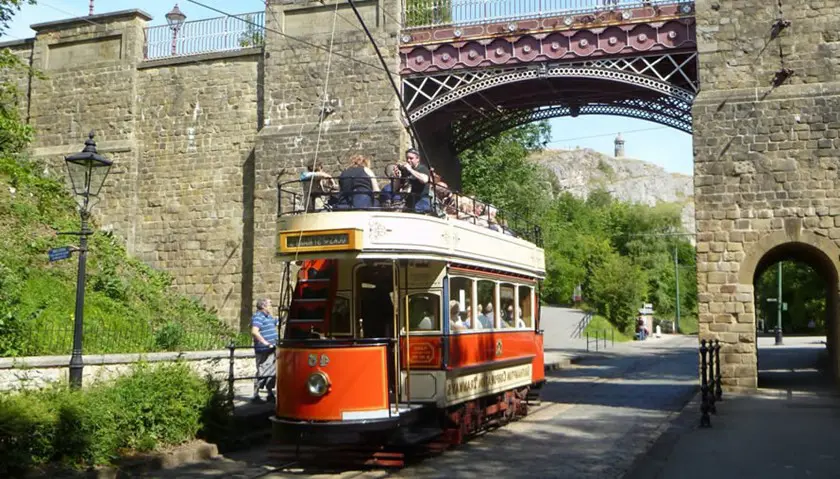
279 229 362 253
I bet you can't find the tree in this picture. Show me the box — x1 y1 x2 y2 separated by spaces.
237 14 264 48
589 253 646 333
404 0 452 27
0 1 34 35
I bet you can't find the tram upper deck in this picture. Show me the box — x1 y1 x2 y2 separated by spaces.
276 176 546 278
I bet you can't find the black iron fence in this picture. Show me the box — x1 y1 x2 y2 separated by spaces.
5 322 251 358
585 329 614 352
699 338 723 427
278 171 543 247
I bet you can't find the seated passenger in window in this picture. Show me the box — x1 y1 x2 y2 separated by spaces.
416 310 434 330
478 303 494 329
449 300 467 331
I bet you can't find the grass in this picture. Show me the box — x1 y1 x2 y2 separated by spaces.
0 154 238 357
676 314 698 335
584 314 633 342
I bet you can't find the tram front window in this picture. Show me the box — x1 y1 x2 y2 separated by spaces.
408 293 440 332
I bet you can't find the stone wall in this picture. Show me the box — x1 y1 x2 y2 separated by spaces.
3 11 264 328
693 0 840 390
1 38 35 121
252 0 407 307
0 349 255 392
135 51 262 324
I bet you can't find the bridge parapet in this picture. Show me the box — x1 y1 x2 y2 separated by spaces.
400 0 694 74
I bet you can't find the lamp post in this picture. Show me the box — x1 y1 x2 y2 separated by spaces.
65 132 113 389
775 262 784 345
166 4 187 56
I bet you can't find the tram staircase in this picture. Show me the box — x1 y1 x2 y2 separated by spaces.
280 259 339 336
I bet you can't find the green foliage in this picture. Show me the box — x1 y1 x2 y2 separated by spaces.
589 253 646 333
404 0 452 27
583 314 633 342
237 14 264 47
0 362 230 475
0 48 35 156
459 122 698 334
756 261 827 334
0 1 34 36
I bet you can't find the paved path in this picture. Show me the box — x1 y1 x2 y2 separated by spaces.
141 334 699 478
624 335 840 479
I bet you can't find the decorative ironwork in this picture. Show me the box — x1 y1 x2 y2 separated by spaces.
402 0 694 30
143 11 265 60
452 96 692 151
400 16 695 74
403 52 698 124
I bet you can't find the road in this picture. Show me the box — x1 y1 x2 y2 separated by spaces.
140 335 698 479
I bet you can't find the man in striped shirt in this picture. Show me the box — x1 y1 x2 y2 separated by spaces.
251 298 278 403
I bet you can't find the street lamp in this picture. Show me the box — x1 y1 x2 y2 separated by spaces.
166 4 187 56
65 131 113 389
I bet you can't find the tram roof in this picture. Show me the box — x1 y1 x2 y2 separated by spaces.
276 211 546 279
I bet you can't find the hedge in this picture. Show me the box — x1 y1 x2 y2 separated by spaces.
0 362 231 476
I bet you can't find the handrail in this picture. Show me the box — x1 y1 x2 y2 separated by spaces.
401 0 695 31
143 11 265 60
277 174 543 247
572 311 594 339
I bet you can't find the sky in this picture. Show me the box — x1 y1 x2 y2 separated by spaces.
0 1 694 176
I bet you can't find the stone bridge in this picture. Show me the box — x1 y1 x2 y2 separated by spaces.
3 0 840 390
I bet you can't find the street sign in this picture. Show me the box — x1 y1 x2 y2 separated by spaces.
48 246 72 262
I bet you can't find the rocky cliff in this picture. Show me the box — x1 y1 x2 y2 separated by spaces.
532 148 695 234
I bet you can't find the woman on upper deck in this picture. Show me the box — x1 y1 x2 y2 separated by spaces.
337 154 380 209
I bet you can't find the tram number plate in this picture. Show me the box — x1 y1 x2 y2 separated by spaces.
308 353 329 367
287 233 349 249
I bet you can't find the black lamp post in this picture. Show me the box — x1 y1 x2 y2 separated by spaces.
65 131 113 389
166 4 186 56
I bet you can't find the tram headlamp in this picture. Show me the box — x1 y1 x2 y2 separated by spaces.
307 372 330 397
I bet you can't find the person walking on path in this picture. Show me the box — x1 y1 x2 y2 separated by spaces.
251 298 279 403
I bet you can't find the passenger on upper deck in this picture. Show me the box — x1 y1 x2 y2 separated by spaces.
300 162 337 212
337 154 379 209
399 148 431 213
380 163 409 210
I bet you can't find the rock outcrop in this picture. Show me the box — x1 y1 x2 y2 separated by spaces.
532 148 695 234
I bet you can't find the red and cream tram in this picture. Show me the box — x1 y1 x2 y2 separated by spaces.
271 180 546 451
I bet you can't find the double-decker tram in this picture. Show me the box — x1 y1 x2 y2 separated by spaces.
270 175 546 465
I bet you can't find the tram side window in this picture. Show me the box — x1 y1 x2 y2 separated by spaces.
500 283 516 328
518 285 533 329
449 277 473 332
476 280 496 329
331 295 351 335
408 293 441 332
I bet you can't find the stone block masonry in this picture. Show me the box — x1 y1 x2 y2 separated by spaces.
694 0 840 390
3 2 413 331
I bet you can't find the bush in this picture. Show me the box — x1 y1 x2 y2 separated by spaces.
0 362 230 474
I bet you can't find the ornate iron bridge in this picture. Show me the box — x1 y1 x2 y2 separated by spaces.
399 0 697 151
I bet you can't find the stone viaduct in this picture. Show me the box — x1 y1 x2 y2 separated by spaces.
3 0 840 390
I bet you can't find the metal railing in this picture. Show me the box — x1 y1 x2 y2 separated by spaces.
278 171 543 247
4 321 249 357
143 11 265 60
699 338 722 427
585 329 613 351
402 0 694 30
572 311 594 339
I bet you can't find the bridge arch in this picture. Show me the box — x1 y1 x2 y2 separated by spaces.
404 53 698 152
734 229 840 387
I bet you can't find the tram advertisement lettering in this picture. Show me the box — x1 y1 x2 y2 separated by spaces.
445 364 532 401
286 233 349 249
